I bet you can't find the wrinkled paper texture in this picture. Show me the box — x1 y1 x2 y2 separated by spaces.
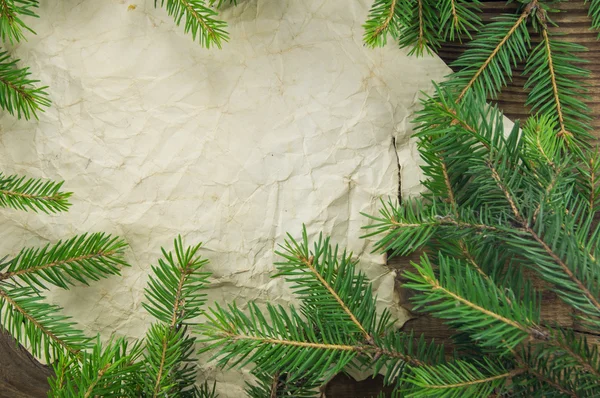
0 0 451 394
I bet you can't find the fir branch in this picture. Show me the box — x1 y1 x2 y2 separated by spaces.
0 233 129 291
451 3 536 102
144 324 198 397
141 236 209 397
515 346 591 398
543 328 600 380
438 0 482 42
486 158 600 317
0 0 38 44
405 359 522 397
199 302 359 385
363 0 401 48
0 50 50 119
155 0 228 48
398 0 441 57
0 172 71 213
48 337 143 398
143 236 209 326
362 198 525 257
577 146 600 214
405 255 541 351
275 227 386 341
207 0 236 7
524 17 592 142
245 370 321 398
588 0 600 38
0 284 89 362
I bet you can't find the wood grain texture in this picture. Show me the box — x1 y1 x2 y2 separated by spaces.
0 328 52 398
2 2 599 398
325 1 600 396
438 0 600 141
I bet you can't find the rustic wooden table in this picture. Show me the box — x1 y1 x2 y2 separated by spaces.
2 1 599 397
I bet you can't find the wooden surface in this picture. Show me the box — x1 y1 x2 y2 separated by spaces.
438 1 600 139
2 2 600 397
326 1 600 396
0 328 52 398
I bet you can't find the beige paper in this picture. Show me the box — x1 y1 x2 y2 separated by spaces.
0 0 451 394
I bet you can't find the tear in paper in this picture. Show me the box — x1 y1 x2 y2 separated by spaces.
0 0 450 394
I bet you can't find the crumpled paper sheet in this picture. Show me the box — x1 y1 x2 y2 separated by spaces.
0 0 451 395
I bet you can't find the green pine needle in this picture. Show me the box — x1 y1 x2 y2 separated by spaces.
0 50 50 119
0 172 72 213
0 233 129 291
0 284 90 362
245 370 320 398
363 0 403 48
155 0 228 48
48 337 143 398
404 254 540 351
524 28 592 142
404 358 516 398
0 0 38 44
275 226 393 340
141 236 210 397
587 0 600 39
448 12 532 102
199 301 359 385
438 0 482 42
397 0 442 57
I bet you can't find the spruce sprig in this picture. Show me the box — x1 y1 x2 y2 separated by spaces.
155 0 229 48
140 236 210 397
0 50 50 119
0 172 72 213
525 13 592 143
0 0 38 44
0 233 128 290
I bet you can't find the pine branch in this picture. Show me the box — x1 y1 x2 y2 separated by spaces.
0 0 38 44
363 0 402 48
514 346 590 397
362 198 524 257
405 254 542 351
207 0 236 7
275 227 388 341
0 284 89 362
0 50 50 119
0 172 71 213
450 3 536 102
0 233 129 290
155 0 228 48
485 155 600 320
143 236 209 326
246 370 320 398
197 382 219 398
405 358 522 398
588 0 600 38
199 299 436 390
371 331 445 385
199 302 359 385
524 16 592 142
577 146 600 214
438 0 482 42
48 337 143 398
541 328 600 380
141 237 209 397
143 324 199 397
397 0 441 57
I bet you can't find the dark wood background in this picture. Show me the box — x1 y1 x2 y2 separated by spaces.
325 0 600 396
2 1 599 397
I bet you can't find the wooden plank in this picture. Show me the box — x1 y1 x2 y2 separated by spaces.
326 1 600 395
438 1 600 142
